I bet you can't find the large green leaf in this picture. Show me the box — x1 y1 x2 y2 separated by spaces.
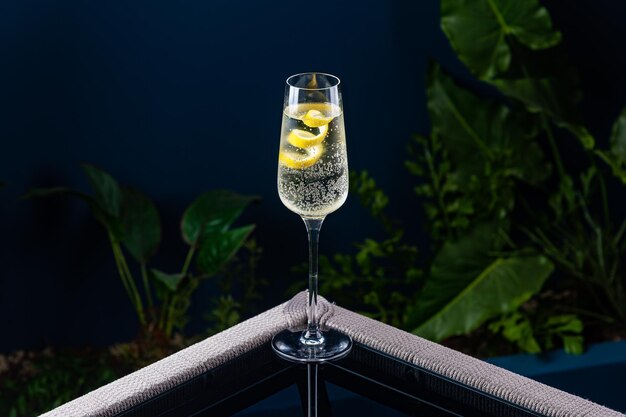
610 107 626 160
440 0 561 80
596 107 626 183
81 164 122 218
196 225 255 276
440 0 593 149
181 190 256 246
493 77 594 149
150 269 185 292
427 64 547 184
414 255 553 341
121 187 162 263
405 222 504 328
491 44 593 149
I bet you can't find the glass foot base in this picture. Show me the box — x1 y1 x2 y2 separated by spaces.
272 328 353 363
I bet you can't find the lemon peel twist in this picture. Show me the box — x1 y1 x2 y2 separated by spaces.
279 105 336 170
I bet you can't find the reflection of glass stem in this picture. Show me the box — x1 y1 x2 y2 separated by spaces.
307 364 318 417
302 217 325 346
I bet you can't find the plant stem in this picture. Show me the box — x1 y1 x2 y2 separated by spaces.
112 240 146 325
425 136 452 238
600 284 625 323
596 162 611 229
542 117 566 181
141 263 154 316
584 151 611 230
108 237 146 326
162 245 196 338
486 0 511 33
524 226 579 274
562 306 615 324
614 218 626 246
107 232 134 305
442 94 494 159
181 245 196 276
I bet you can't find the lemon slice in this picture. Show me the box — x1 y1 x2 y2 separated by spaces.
279 144 324 169
303 109 333 128
287 124 328 148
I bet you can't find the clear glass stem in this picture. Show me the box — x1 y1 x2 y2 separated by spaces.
302 217 325 346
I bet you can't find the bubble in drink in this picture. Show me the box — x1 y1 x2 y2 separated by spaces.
278 103 348 218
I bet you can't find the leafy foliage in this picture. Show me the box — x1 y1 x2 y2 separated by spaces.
320 0 626 356
407 134 473 242
0 349 121 417
440 0 592 148
205 238 266 335
27 165 258 339
440 0 561 80
597 107 626 184
181 190 256 245
303 171 422 327
489 310 583 355
197 225 255 276
415 255 553 341
405 222 507 328
426 63 546 186
121 187 161 263
408 0 626 350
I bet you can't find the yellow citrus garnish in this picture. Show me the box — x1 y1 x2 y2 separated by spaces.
302 109 333 128
279 144 324 169
287 124 328 148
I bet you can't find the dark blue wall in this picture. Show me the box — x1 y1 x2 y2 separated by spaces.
1 1 625 352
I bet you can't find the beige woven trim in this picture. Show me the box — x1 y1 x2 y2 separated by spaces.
283 294 623 417
42 292 624 417
40 300 296 417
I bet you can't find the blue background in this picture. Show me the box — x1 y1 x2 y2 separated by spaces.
1 1 625 353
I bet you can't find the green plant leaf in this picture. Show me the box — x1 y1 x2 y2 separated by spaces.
596 107 626 183
121 187 161 263
150 269 185 292
440 0 593 148
405 222 504 328
489 312 542 354
493 77 594 149
205 295 241 334
427 63 547 184
81 164 123 218
544 314 584 334
610 107 626 160
414 255 553 342
440 0 561 80
350 170 389 218
196 225 255 276
562 335 584 355
181 190 256 246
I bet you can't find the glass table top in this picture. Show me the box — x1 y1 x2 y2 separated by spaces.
116 342 543 417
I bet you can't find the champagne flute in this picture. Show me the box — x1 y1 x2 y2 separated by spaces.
272 72 352 362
